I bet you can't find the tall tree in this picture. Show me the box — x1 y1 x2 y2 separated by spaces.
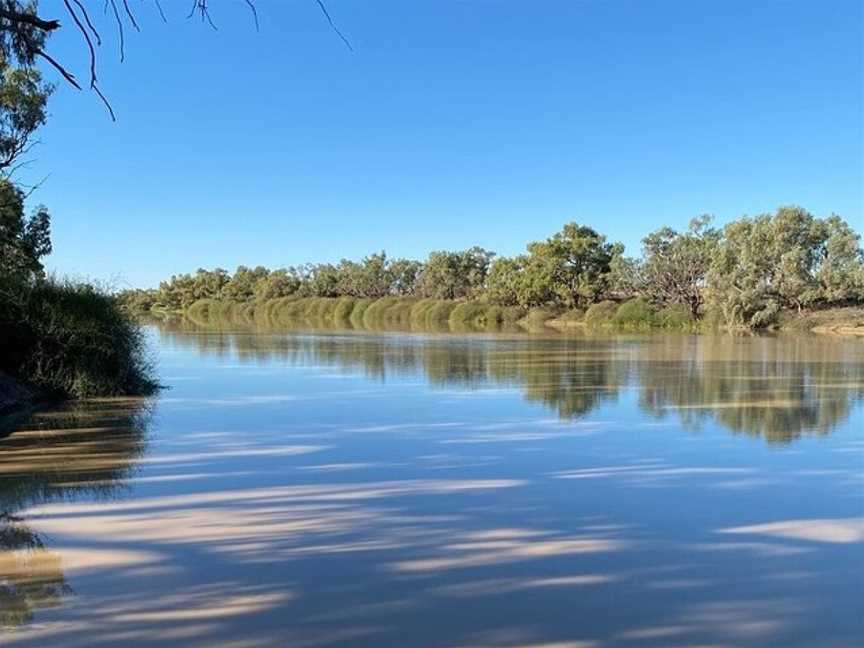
0 177 49 282
640 215 720 319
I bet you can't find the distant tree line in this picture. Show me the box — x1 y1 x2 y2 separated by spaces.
122 207 864 329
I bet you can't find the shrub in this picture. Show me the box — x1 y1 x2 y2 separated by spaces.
520 307 556 330
409 299 437 327
349 299 373 328
584 300 619 327
333 297 357 322
383 298 416 325
557 308 585 322
449 302 489 327
0 279 158 398
611 298 658 329
657 304 695 330
425 300 458 327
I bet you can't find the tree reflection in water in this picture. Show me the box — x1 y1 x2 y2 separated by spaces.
156 317 864 443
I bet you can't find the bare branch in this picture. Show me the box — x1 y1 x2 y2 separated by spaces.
107 0 126 61
122 0 139 31
153 0 167 23
315 0 352 51
63 0 98 86
71 0 102 46
35 49 82 89
244 0 259 32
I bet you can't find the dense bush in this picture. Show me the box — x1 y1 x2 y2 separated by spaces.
611 298 658 330
1 279 158 398
584 301 619 327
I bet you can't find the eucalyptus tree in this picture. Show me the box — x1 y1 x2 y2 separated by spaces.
0 178 49 282
707 207 864 328
640 215 720 319
417 247 495 300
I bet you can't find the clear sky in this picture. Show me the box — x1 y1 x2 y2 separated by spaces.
21 0 864 288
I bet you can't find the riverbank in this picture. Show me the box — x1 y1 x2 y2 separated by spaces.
1 279 160 423
133 296 864 337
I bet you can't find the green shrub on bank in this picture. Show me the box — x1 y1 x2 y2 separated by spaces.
657 304 695 330
449 302 489 328
0 279 158 398
558 308 585 322
520 307 556 330
611 298 658 330
333 297 357 322
362 297 398 327
425 300 458 326
409 299 437 326
384 298 416 325
349 298 373 327
584 301 619 327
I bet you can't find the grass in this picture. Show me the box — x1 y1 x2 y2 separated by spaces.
0 278 158 399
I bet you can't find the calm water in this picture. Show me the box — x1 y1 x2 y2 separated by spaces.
1 324 863 647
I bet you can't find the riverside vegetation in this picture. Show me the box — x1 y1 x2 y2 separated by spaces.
1 180 157 408
0 5 159 410
122 209 864 334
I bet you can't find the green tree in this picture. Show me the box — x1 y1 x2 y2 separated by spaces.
417 247 494 300
0 178 49 282
485 256 526 306
523 223 621 308
253 268 300 301
301 263 341 298
816 215 864 303
191 267 230 301
640 215 720 319
708 207 864 328
222 265 269 301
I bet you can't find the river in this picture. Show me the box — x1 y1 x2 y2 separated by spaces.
1 323 862 646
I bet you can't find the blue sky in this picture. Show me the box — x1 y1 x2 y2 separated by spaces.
22 0 864 288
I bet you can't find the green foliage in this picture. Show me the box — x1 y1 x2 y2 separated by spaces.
0 179 50 280
484 256 525 307
0 279 157 398
526 223 621 308
611 298 658 330
449 301 489 328
656 304 695 330
332 296 357 321
349 298 373 327
486 223 622 309
584 300 619 327
416 247 494 300
707 207 864 328
127 208 862 333
640 215 720 318
520 307 556 329
0 60 51 175
425 300 458 325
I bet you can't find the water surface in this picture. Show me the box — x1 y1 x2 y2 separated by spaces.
2 325 863 646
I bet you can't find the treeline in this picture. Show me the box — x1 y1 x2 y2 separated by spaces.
122 207 864 330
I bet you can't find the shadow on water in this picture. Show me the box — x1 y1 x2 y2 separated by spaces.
0 400 151 628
